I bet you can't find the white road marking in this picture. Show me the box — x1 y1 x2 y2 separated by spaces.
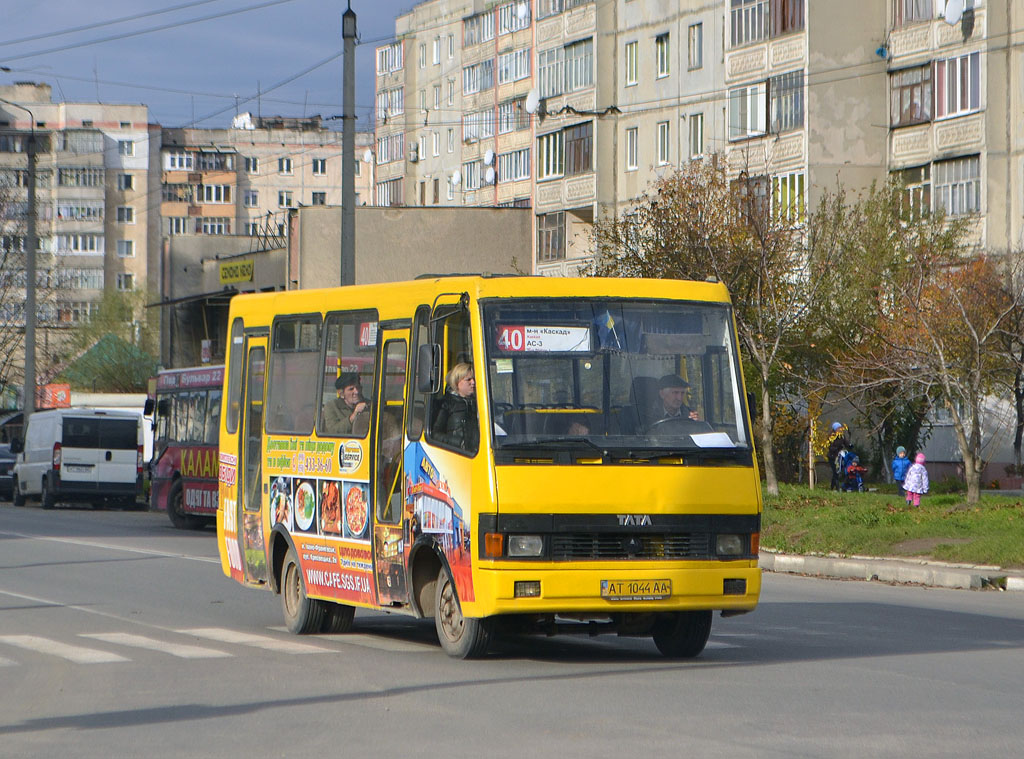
179 627 333 654
0 655 15 666
0 635 130 664
81 632 231 659
325 633 433 653
0 530 219 564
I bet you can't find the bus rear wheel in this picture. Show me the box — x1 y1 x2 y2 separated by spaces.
319 602 355 633
652 611 712 658
167 481 198 530
281 547 324 634
434 567 491 659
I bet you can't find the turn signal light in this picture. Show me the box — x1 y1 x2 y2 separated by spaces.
484 532 504 558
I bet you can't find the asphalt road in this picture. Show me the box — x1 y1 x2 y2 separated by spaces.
2 501 1023 759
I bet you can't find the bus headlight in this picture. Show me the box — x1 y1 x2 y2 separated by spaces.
716 534 744 557
507 535 544 557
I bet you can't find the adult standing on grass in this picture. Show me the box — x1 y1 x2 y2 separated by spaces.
903 452 929 506
826 422 850 491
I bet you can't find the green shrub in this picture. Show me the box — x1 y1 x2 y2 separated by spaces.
932 475 966 494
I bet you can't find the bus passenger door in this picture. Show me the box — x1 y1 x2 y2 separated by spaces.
237 336 269 585
373 335 410 606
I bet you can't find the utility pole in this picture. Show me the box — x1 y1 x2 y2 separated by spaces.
341 1 357 286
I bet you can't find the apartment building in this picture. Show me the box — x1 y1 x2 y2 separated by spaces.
0 82 158 331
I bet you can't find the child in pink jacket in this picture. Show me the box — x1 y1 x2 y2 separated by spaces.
903 452 929 506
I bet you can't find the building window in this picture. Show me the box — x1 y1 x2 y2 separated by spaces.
433 38 441 65
625 41 638 86
771 0 805 36
565 122 592 176
769 70 804 133
312 191 326 206
377 87 405 120
118 140 135 157
376 132 405 163
432 131 440 156
244 190 259 207
537 131 565 180
55 234 103 255
497 147 531 181
564 38 593 92
447 80 454 106
116 206 135 223
448 33 455 58
463 59 495 94
890 65 932 126
462 160 481 191
688 23 703 70
433 178 440 204
165 152 193 171
278 191 293 207
538 47 564 98
935 52 980 119
498 98 530 134
201 217 230 235
419 43 426 68
498 48 531 84
625 127 639 170
376 42 403 74
498 1 531 34
538 0 563 19
116 273 135 291
434 84 441 109
537 211 565 262
463 109 495 142
244 222 260 236
117 173 133 191
657 121 670 165
892 0 931 28
167 217 188 236
688 113 704 159
728 82 767 140
376 178 403 206
730 0 768 47
278 157 293 174
202 184 231 203
934 155 980 216
656 34 670 78
116 240 135 257
447 179 454 200
245 156 259 173
463 12 495 46
312 158 327 175
896 164 931 218
772 171 805 222
448 128 455 152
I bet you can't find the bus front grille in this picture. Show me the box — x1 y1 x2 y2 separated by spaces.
550 533 712 560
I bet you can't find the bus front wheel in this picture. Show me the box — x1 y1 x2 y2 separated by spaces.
434 567 491 659
652 611 712 658
281 547 324 634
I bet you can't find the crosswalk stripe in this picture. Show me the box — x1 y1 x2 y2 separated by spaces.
321 633 433 653
0 635 130 664
178 627 333 654
0 655 15 666
81 632 231 659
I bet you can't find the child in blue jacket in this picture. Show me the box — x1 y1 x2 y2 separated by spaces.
892 446 911 490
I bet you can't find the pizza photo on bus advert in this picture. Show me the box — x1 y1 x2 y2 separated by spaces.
320 480 341 535
343 482 368 539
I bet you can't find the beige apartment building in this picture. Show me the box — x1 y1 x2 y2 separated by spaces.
376 0 1021 271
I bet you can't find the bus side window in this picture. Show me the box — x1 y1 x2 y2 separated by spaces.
318 310 379 438
407 305 430 440
426 307 478 455
225 317 244 434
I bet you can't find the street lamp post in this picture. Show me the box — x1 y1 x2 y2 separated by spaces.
341 1 357 286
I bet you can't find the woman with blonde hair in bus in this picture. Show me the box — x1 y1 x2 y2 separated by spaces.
433 362 478 451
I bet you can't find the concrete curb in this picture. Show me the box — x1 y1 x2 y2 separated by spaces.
760 551 1024 591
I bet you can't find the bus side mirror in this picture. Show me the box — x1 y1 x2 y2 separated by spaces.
157 398 172 416
417 343 441 394
143 398 155 415
747 392 757 420
9 437 23 454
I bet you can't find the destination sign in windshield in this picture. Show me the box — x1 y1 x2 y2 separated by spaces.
495 325 592 353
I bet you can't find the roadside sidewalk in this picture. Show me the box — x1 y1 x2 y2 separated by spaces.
760 550 1024 592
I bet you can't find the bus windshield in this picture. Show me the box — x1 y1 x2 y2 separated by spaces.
483 298 749 453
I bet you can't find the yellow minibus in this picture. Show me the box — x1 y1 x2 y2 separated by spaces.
217 275 761 658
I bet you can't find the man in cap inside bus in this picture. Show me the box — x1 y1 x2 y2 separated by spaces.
652 374 700 423
321 372 370 435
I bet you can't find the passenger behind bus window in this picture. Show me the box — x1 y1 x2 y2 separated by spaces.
321 373 370 436
433 362 478 452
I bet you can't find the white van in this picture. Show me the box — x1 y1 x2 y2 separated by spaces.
11 408 143 509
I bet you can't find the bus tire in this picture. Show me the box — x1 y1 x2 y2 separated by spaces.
281 547 324 634
12 477 25 507
319 602 355 634
41 478 56 510
434 567 491 659
167 481 196 529
652 611 712 659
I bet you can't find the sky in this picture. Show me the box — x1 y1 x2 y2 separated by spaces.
0 0 415 131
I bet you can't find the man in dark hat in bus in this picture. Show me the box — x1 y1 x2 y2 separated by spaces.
322 372 370 435
650 374 701 424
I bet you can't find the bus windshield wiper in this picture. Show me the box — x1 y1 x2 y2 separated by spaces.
524 436 605 454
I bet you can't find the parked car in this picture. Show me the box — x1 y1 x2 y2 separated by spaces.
0 443 14 500
11 408 143 509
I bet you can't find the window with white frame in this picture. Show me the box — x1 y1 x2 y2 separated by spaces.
116 239 135 257
625 41 638 86
116 273 135 291
419 89 426 111
892 0 931 28
376 42 403 74
498 1 531 34
167 217 188 236
56 301 100 324
896 164 930 218
447 178 455 200
57 267 104 289
537 0 563 19
433 38 441 64
656 34 670 78
312 191 326 206
376 87 404 120
934 155 980 216
448 33 455 58
419 43 426 68
58 167 104 187
56 234 103 254
688 23 703 69
447 80 454 106
657 121 670 165
463 12 495 45
730 0 768 47
164 152 194 170
202 184 231 203
434 84 441 109
462 160 481 190
498 98 530 134
376 178 403 206
769 69 804 133
772 171 805 222
447 128 454 152
244 190 259 207
278 191 293 207
497 147 531 181
116 206 134 223
890 64 932 126
537 211 565 262
935 51 980 119
201 217 230 235
463 59 495 94
564 38 593 92
537 131 565 179
499 48 531 84
538 47 564 97
245 156 259 173
728 82 767 139
688 112 704 158
625 127 638 170
432 132 440 156
312 158 327 175
56 202 104 221
117 173 133 191
376 132 405 163
118 140 135 156
278 157 293 174
463 109 495 142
